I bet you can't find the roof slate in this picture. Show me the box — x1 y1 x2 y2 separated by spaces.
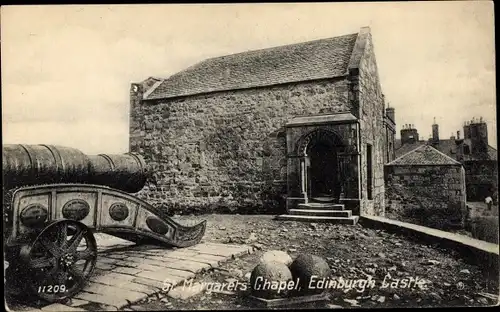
387 144 462 166
394 139 497 161
394 141 426 158
146 33 359 100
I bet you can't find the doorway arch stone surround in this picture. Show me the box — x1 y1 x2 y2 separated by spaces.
285 113 361 211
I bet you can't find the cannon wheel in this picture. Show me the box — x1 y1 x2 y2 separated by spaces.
19 219 97 303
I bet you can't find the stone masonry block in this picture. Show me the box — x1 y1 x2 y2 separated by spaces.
98 257 120 265
160 260 210 273
136 270 188 285
89 273 156 295
112 266 142 276
114 260 140 268
131 277 167 289
127 256 177 267
82 283 146 305
95 263 116 271
162 256 220 267
41 304 86 311
74 291 124 309
189 245 248 257
66 299 89 308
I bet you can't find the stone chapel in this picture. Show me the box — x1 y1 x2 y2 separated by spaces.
129 27 396 219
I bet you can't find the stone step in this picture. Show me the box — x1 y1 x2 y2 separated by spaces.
289 209 352 217
311 197 336 203
298 203 345 210
275 215 359 225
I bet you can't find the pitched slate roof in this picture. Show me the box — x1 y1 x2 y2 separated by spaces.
463 145 498 161
395 139 462 160
395 139 498 161
387 144 462 166
394 141 426 158
146 33 359 100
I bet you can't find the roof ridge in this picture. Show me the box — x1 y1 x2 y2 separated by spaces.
201 33 359 62
424 144 461 164
387 143 461 166
146 30 362 100
143 79 164 100
387 144 427 165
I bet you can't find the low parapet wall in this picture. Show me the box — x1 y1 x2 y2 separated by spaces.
359 215 499 280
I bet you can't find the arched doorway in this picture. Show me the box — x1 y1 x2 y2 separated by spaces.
293 128 346 204
307 140 338 199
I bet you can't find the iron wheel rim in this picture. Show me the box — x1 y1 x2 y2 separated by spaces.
21 219 97 303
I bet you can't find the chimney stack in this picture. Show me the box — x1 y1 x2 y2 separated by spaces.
457 131 460 140
469 118 489 156
386 107 395 123
432 117 439 143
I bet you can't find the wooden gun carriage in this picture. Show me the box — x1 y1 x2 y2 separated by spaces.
3 144 206 303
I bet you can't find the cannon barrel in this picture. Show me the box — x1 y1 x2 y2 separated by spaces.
2 144 149 193
87 153 148 193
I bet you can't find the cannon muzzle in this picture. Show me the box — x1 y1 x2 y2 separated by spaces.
2 144 149 193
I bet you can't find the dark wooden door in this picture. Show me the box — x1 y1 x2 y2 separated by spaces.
309 142 338 198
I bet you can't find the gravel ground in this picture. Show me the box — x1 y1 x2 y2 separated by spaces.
123 214 499 310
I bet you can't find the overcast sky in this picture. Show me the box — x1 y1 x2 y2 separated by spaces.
2 2 496 154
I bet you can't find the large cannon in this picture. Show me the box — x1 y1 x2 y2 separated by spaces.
3 144 148 193
3 144 206 303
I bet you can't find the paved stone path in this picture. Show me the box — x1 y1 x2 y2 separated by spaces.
24 235 253 311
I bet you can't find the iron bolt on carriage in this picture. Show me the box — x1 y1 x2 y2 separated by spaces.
3 144 206 303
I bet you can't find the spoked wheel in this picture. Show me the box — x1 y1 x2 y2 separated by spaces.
19 220 97 303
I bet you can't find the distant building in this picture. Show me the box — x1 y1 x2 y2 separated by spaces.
394 118 498 202
385 145 467 230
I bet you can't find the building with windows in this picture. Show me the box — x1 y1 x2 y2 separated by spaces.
394 118 498 202
129 27 396 219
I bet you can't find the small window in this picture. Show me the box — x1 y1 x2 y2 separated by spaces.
367 144 373 200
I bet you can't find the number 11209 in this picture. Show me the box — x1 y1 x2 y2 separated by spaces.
38 285 67 293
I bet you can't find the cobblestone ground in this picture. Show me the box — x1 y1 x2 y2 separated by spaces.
128 214 498 310
6 215 499 311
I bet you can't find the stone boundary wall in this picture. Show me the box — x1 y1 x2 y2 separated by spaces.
385 164 467 230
